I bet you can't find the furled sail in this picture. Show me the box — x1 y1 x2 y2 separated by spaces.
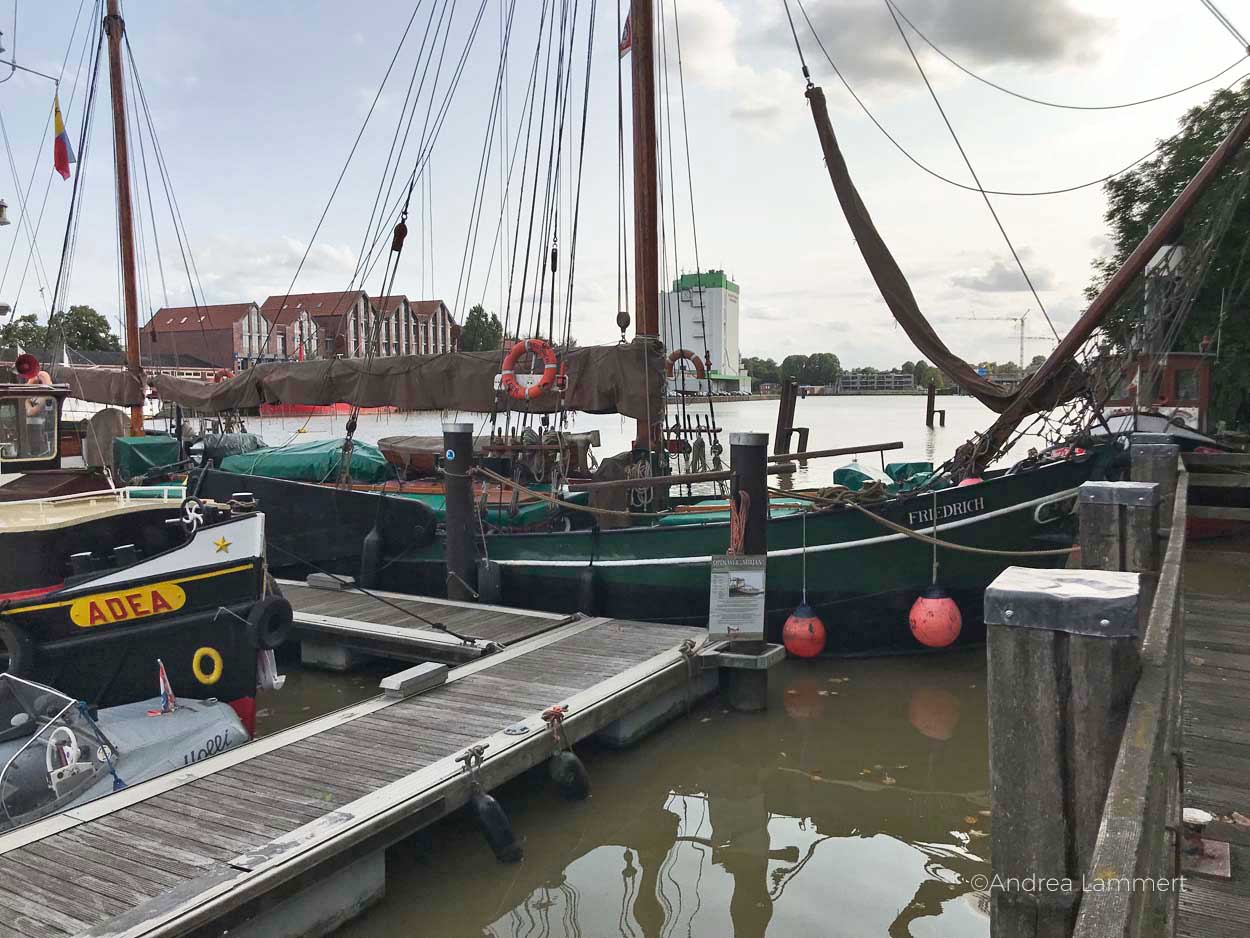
804 85 1084 414
48 363 147 407
148 339 666 417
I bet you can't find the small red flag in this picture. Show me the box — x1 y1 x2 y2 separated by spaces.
619 5 632 58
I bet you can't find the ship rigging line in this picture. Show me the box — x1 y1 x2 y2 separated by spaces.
0 0 92 321
880 0 1060 341
889 0 1248 110
793 0 1250 199
1198 0 1250 52
250 0 427 360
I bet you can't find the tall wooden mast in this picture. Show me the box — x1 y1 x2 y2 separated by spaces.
630 0 660 451
104 0 144 435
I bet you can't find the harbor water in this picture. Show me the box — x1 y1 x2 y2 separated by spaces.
240 392 1045 486
247 396 1001 938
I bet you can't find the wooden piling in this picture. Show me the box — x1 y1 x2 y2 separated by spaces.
985 566 1142 938
774 380 798 456
442 421 478 601
1129 441 1180 532
924 380 945 427
985 475 1165 938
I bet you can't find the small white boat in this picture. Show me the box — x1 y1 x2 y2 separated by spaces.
0 673 248 832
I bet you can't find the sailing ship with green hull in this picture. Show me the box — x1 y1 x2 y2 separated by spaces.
53 3 1250 655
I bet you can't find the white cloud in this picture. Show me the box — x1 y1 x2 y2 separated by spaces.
951 254 1055 292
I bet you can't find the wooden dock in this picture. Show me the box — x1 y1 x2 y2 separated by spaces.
0 616 708 938
1177 545 1250 938
281 579 572 665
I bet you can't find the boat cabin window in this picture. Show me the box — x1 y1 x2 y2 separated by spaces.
0 393 58 462
1174 367 1199 403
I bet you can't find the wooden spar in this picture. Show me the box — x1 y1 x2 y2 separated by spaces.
104 0 144 436
969 103 1250 474
565 463 795 493
767 440 904 463
631 0 661 451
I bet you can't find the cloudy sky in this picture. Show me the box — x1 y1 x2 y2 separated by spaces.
0 0 1245 369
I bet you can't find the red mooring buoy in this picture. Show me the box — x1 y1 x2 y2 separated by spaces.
909 587 962 648
783 604 827 658
957 476 982 487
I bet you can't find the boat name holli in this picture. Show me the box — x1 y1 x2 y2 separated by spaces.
906 496 986 528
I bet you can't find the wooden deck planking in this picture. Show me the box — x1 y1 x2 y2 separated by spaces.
281 580 573 662
1180 590 1250 938
0 616 706 938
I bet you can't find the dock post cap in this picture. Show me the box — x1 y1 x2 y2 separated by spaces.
984 566 1140 637
442 421 475 434
1128 432 1176 444
1130 441 1181 456
729 431 769 447
1079 480 1161 507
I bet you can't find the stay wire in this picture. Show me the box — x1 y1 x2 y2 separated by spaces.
794 0 1249 199
0 0 91 318
890 0 1247 110
881 0 1061 341
1199 0 1250 51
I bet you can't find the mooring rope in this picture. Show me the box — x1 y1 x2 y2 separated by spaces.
769 486 1076 558
471 464 664 519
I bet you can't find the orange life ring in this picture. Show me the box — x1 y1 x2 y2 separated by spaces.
25 371 53 418
500 339 558 401
213 369 235 384
665 349 706 379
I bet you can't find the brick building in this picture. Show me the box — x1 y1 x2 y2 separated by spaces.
140 303 260 371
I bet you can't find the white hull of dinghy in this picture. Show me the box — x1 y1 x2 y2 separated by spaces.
0 696 247 831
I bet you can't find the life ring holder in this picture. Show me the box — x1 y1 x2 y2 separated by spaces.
500 339 558 402
665 349 706 380
192 646 224 686
45 725 78 774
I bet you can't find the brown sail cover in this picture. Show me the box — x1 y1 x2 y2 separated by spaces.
805 85 1083 414
48 364 148 407
147 339 666 417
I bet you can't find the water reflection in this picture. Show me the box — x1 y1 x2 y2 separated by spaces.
337 651 991 938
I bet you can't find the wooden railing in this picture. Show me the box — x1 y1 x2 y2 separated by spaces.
985 443 1189 938
1071 461 1188 938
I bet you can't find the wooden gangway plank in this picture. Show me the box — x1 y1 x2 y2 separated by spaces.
0 616 706 938
280 579 573 663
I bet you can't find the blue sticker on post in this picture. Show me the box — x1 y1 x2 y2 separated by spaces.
446 449 456 461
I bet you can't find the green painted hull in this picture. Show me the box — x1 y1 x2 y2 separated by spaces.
395 451 1109 654
202 449 1115 655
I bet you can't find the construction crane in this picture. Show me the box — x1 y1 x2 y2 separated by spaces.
952 311 1047 369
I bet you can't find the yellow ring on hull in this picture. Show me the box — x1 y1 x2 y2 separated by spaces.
192 646 224 686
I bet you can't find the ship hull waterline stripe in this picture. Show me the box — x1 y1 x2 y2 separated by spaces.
490 487 1079 568
2 564 256 614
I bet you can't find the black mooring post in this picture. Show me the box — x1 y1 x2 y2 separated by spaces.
443 421 478 601
926 381 936 428
730 431 769 650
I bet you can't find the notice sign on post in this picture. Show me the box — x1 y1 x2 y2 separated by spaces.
708 555 766 642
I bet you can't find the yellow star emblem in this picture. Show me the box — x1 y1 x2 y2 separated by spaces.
213 536 231 554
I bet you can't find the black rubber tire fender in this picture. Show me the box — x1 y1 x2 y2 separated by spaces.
0 620 35 677
247 595 293 650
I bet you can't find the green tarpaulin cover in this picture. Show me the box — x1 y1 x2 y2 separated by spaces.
831 461 896 493
885 461 932 484
113 435 180 482
220 438 396 484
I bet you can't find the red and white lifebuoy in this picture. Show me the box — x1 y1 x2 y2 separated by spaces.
25 370 53 418
665 349 706 379
500 339 558 402
213 369 235 384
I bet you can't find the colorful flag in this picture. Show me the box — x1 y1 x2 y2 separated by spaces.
53 94 75 181
619 5 632 58
147 658 178 715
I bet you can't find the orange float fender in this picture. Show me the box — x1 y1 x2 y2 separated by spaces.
665 348 706 379
500 338 558 402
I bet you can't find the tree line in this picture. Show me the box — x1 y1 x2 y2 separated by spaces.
0 306 120 354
